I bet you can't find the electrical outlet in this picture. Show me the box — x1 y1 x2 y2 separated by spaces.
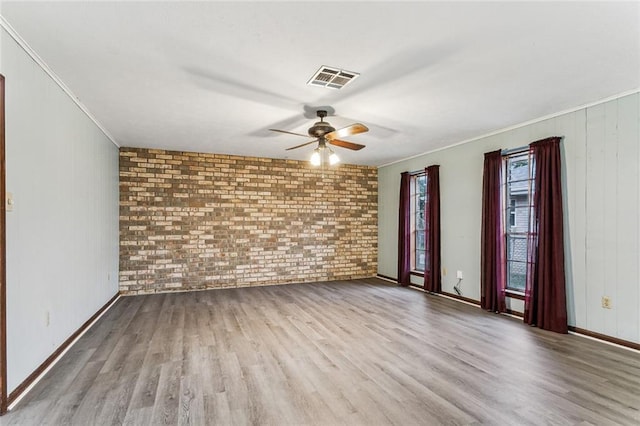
456 270 463 279
45 311 50 327
601 296 612 309
442 268 447 276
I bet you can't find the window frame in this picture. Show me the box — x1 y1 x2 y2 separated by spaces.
410 172 427 274
503 150 534 294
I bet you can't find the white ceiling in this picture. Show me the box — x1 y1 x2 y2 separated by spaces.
2 1 639 166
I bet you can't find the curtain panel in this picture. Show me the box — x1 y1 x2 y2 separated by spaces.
424 165 441 293
481 150 506 312
524 137 568 333
397 172 411 286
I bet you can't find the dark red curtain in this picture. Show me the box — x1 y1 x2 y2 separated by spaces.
524 137 567 333
481 150 506 312
397 172 411 286
424 165 441 293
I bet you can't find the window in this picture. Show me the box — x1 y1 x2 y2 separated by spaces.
504 151 534 293
411 173 427 272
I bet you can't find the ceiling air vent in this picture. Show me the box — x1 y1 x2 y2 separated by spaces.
307 66 359 90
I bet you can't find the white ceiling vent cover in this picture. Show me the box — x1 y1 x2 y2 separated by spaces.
307 66 359 89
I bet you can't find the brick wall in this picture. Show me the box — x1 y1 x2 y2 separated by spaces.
119 148 378 294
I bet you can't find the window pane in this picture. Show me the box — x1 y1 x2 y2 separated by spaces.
417 175 426 193
506 234 527 263
507 261 526 292
508 199 516 227
416 250 426 271
507 154 529 183
417 206 425 230
416 231 425 250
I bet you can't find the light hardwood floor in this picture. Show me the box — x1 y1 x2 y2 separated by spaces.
2 278 639 425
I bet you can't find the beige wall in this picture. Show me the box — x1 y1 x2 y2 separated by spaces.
378 92 640 344
120 148 378 294
2 28 119 392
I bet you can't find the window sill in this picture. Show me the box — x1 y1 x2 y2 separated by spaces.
505 289 525 300
410 270 424 277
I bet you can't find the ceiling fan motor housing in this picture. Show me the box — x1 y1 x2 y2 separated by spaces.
308 110 335 137
308 122 335 138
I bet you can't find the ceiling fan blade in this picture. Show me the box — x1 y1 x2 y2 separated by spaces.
286 140 317 151
269 129 310 138
329 139 366 151
325 123 369 140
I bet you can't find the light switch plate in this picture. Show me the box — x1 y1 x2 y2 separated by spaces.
6 192 13 212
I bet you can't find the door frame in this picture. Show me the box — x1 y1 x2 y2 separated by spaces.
1 74 7 414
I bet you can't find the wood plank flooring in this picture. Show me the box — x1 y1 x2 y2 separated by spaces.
2 278 639 425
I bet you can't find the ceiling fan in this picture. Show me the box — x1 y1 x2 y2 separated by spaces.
269 110 368 155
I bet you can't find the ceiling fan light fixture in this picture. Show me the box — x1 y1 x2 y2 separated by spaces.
310 149 322 166
329 151 340 165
